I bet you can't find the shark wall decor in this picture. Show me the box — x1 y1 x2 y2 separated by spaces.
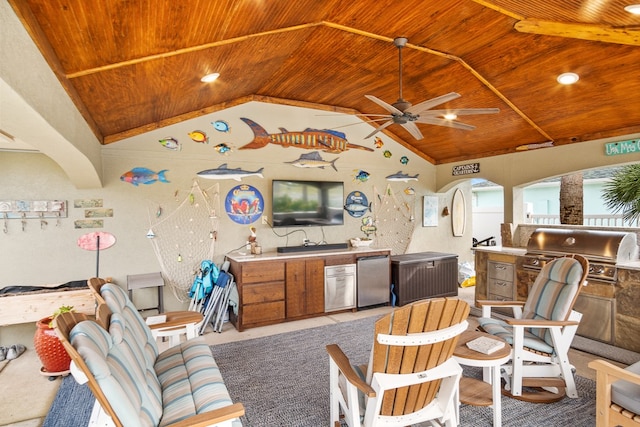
196 164 264 181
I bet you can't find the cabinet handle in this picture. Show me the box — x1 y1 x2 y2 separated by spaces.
496 265 507 270
496 281 508 287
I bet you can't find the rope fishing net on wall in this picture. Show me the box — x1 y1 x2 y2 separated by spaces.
373 184 416 255
146 181 220 302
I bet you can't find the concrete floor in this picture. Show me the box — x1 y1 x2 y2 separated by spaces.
0 287 625 426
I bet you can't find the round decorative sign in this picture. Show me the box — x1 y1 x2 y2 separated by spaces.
225 184 264 224
344 191 371 218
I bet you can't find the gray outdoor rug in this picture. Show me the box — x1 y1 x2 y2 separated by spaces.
211 316 597 426
44 315 596 426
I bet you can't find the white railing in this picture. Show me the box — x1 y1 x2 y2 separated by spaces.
528 214 639 228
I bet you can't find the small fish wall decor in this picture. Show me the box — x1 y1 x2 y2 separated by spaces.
383 150 392 158
400 156 409 165
212 120 230 132
121 168 170 186
404 187 415 195
188 130 209 144
214 143 232 154
238 118 373 153
374 137 384 149
353 170 370 183
286 151 338 171
159 137 180 151
197 164 264 181
344 191 371 218
386 171 419 182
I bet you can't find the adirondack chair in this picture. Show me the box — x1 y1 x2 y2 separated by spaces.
476 254 589 402
88 277 203 347
326 298 470 427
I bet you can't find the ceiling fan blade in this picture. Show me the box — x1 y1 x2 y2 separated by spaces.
401 122 424 140
405 92 461 114
364 120 394 139
420 108 500 116
355 113 394 118
365 95 404 115
415 117 476 131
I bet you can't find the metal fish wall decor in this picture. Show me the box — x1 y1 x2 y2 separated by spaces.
239 118 373 153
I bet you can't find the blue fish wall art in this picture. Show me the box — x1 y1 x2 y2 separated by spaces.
121 168 170 186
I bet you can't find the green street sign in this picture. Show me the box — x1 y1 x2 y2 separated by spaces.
604 139 640 156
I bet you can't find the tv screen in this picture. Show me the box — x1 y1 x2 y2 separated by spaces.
272 180 344 227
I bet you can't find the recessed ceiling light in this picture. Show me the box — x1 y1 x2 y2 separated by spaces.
201 73 220 83
557 72 579 85
443 113 457 120
624 4 640 14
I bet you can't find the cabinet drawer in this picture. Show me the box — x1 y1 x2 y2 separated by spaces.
241 262 285 284
488 279 513 299
488 262 514 281
488 293 511 301
324 255 355 266
242 282 285 304
325 264 356 277
243 301 285 324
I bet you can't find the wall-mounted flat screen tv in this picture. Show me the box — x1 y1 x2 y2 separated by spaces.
272 180 344 227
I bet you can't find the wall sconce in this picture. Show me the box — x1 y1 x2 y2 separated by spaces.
442 206 450 216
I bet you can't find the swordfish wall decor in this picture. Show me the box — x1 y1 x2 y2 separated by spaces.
238 118 373 153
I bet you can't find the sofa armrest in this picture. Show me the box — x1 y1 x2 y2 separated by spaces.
166 403 245 427
589 359 640 386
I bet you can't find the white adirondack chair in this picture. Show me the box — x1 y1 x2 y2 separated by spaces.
326 298 470 427
477 254 589 402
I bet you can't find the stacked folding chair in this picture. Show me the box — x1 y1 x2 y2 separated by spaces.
199 271 236 334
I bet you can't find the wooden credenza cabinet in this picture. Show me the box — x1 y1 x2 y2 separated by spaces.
227 248 390 331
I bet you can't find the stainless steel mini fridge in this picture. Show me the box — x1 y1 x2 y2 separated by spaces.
357 255 390 308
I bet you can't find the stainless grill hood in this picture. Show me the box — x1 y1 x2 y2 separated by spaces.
526 228 639 264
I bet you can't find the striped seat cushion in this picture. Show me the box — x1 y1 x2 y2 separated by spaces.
478 317 554 354
478 256 584 353
155 338 235 426
522 257 583 347
71 320 163 427
94 283 241 427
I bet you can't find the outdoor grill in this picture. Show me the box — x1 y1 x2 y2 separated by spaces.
522 228 639 344
522 228 639 283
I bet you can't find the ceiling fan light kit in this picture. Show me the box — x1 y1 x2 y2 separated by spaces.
361 38 499 140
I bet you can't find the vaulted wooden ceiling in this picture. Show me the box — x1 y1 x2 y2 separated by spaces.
8 0 640 164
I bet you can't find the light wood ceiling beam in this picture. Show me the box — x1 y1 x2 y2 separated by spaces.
515 20 640 46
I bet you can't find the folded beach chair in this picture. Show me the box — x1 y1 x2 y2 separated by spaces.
200 271 235 334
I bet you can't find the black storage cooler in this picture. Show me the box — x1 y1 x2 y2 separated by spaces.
391 252 458 306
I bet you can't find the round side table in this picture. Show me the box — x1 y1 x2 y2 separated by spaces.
453 330 511 427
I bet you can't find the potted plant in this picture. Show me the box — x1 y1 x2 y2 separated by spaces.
33 305 74 376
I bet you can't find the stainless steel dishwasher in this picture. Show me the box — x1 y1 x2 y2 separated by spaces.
357 255 390 308
324 264 356 312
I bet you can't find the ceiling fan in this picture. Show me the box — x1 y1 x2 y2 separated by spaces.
361 37 500 140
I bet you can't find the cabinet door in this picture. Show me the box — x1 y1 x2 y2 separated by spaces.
305 258 325 315
285 258 325 318
286 260 306 318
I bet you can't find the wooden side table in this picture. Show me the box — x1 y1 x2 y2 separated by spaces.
453 330 511 427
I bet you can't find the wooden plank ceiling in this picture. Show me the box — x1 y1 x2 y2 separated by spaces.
8 0 640 164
